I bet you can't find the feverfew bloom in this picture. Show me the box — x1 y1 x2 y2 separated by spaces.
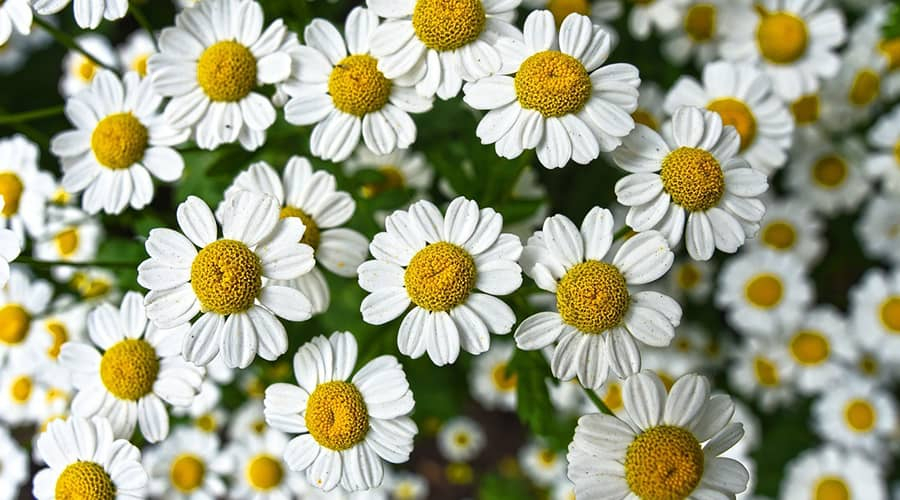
138 192 316 368
34 0 127 29
780 306 854 395
520 439 566 487
0 267 53 366
568 371 749 499
469 340 517 411
0 0 31 46
264 332 417 492
857 195 900 265
0 134 54 241
786 133 870 216
865 103 900 194
0 198 20 287
359 197 523 366
745 198 824 267
515 208 680 389
0 357 48 425
812 378 898 458
59 34 118 97
144 426 226 498
33 206 102 281
220 429 308 498
849 268 900 365
780 446 887 500
819 47 887 131
437 416 485 463
118 30 156 77
662 0 742 67
522 0 622 36
729 336 795 412
51 70 189 215
148 0 293 150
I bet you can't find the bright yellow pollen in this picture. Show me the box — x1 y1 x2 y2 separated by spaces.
811 155 847 188
753 356 780 386
490 362 517 391
515 50 592 118
99 339 159 401
790 330 829 365
55 461 116 500
10 375 32 403
791 94 820 124
77 59 97 82
547 0 590 27
762 221 797 250
879 296 900 333
676 264 701 290
52 187 71 205
54 228 79 257
0 172 24 216
624 425 704 500
844 399 876 433
46 321 69 359
328 54 392 117
848 69 880 107
404 242 476 312
660 147 725 212
170 454 205 493
132 53 150 77
246 454 284 490
0 304 30 345
707 98 757 151
306 381 369 451
684 4 716 42
412 0 486 52
196 40 257 102
632 109 659 131
815 477 850 500
756 11 808 64
603 382 623 411
361 166 406 199
91 113 148 170
279 206 321 250
744 274 783 309
879 38 900 71
556 260 629 334
191 239 262 315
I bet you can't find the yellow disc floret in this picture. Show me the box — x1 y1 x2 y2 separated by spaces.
197 40 257 102
707 98 757 151
412 0 486 52
490 362 517 391
191 239 262 315
848 69 881 107
405 242 477 312
279 206 321 250
328 55 392 117
55 461 116 500
547 0 590 26
756 10 808 64
170 454 205 493
305 380 369 451
754 356 780 386
77 58 97 82
46 321 69 359
246 454 284 490
0 304 30 345
789 330 829 365
811 155 847 188
879 38 900 71
791 94 820 125
54 228 80 257
815 477 850 500
132 53 150 77
515 51 592 118
660 147 725 212
761 221 796 250
99 339 159 401
632 109 659 131
556 260 629 334
676 263 701 290
844 399 876 432
0 171 24 216
91 113 149 170
624 425 704 500
10 375 32 403
744 273 783 309
684 4 716 42
879 296 900 333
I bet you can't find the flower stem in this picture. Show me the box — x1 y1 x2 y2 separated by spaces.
16 256 140 269
584 387 614 415
613 226 632 241
0 105 65 125
33 17 116 72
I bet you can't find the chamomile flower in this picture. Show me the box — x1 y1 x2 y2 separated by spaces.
148 0 293 150
0 0 31 46
849 267 900 365
366 0 522 100
385 470 429 500
568 371 750 499
614 106 769 260
0 356 48 425
858 195 900 265
664 258 714 303
0 426 26 500
223 157 369 315
719 0 847 101
437 416 485 463
625 0 683 40
780 446 887 500
118 30 156 77
522 0 621 41
33 0 127 29
729 336 795 412
0 266 53 365
59 34 117 97
263 332 417 492
469 340 517 411
745 198 824 266
358 197 523 366
787 133 870 216
35 301 88 377
143 426 226 498
229 400 268 440
221 429 308 499
138 192 316 368
0 134 54 241
849 6 900 99
520 440 566 487
463 11 640 169
515 208 679 389
812 378 898 459
344 147 434 212
780 306 855 395
819 48 887 131
866 104 900 194
664 60 794 174
0 199 20 288
283 8 432 162
662 0 742 67
60 291 204 442
33 206 102 281
33 416 148 500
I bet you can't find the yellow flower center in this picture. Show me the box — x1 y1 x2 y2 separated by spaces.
843 399 876 433
556 260 629 334
894 140 900 166
190 239 262 315
814 477 850 500
756 11 808 64
761 221 796 250
547 0 590 27
305 380 369 451
91 113 149 170
77 58 97 82
676 263 701 290
279 206 321 250
0 304 30 345
170 454 205 493
361 166 406 199
684 4 716 42
879 38 900 71
196 40 257 102
848 69 880 107
660 147 725 212
632 109 659 131
246 454 284 491
99 339 159 401
55 461 116 500
490 362 517 391
46 321 69 359
791 94 820 125
251 419 266 434
744 273 783 309
811 154 847 188
195 413 217 432
603 382 623 411
132 53 150 77
707 98 757 151
753 356 780 386
789 330 829 365
859 355 879 376
404 242 477 312
328 54 392 117
879 296 900 333
538 449 557 466
454 432 470 446
0 172 24 216
54 228 80 257
52 187 72 205
10 375 32 403
624 425 704 500
412 0 486 52
515 50 592 118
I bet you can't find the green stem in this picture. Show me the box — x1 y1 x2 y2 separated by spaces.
613 225 632 241
129 3 158 50
16 256 141 269
33 17 116 72
584 387 614 415
0 105 65 125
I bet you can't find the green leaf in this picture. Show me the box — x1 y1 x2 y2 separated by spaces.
508 349 576 451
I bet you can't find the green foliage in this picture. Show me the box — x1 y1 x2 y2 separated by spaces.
478 473 536 500
884 1 900 39
508 349 577 452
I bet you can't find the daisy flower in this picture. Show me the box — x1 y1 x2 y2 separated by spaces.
223 157 369 315
148 0 293 150
385 470 429 500
745 197 824 267
0 0 31 46
36 301 88 374
463 11 640 169
780 306 855 396
818 48 887 131
568 371 750 499
787 90 823 133
625 0 683 40
849 5 900 99
521 0 622 39
143 426 226 498
60 291 204 442
59 34 118 97
358 197 523 366
663 258 714 304
367 0 522 100
0 198 20 288
469 340 517 411
33 0 127 29
221 428 308 498
812 378 898 459
229 400 268 440
849 267 900 365
615 106 769 260
0 266 53 366
858 195 900 265
33 205 103 281
0 134 54 241
0 356 49 425
283 8 432 163
0 426 27 500
786 133 870 216
664 60 794 175
865 103 900 194
138 192 316 368
780 446 887 500
263 332 417 492
728 336 795 412
662 0 744 67
519 439 566 487
515 208 679 389
437 416 485 463
118 30 156 77
33 416 148 500
719 0 846 101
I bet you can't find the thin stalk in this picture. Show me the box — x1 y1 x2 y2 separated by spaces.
0 105 64 125
33 17 116 72
584 387 614 415
16 256 140 269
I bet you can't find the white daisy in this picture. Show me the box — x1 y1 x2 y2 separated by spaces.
786 132 870 216
0 266 53 366
33 416 148 499
780 446 887 500
787 90 823 133
568 371 750 499
519 439 566 487
663 258 714 304
0 134 54 241
849 267 900 365
367 0 523 100
818 47 887 131
521 0 622 42
0 356 48 425
848 5 900 100
745 197 824 267
220 428 308 499
866 103 900 194
728 336 795 412
515 208 679 389
118 30 156 77
59 34 118 97
812 377 898 459
34 300 89 379
0 0 31 46
148 0 293 150
33 205 103 281
0 198 20 288
436 416 485 463
144 426 226 498
614 106 769 260
469 340 517 411
780 306 855 396
138 192 316 368
463 10 640 169
858 195 900 265
662 0 745 67
34 0 127 29
358 196 523 366
385 470 429 500
0 426 27 500
229 400 268 440
625 0 683 40
263 331 417 492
